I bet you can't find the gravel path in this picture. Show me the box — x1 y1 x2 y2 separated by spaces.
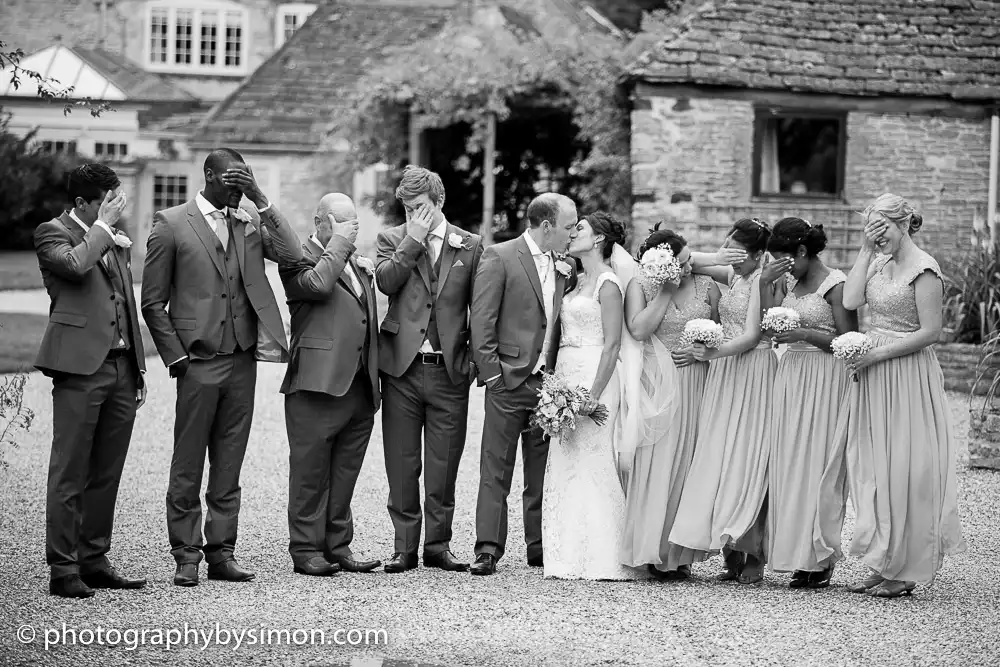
1 364 998 667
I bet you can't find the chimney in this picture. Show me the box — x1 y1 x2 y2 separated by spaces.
96 0 109 46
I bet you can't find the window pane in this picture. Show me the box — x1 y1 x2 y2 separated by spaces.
153 175 188 210
201 11 218 65
95 143 105 156
225 12 242 67
758 117 840 195
175 10 193 64
284 14 298 42
150 8 169 63
119 144 128 157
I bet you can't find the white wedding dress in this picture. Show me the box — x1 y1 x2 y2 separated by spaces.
541 271 647 581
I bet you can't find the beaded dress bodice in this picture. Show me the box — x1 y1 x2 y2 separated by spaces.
781 270 847 336
641 275 715 352
866 254 942 333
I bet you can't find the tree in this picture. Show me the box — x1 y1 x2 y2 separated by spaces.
1 39 112 117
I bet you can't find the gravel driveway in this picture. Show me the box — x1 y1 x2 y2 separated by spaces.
1 364 998 667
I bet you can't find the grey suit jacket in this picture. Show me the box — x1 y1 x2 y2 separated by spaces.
140 199 302 367
278 237 380 408
375 223 483 385
471 235 569 390
33 212 146 378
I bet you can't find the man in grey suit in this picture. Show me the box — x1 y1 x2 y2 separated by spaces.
470 193 578 576
34 164 147 598
375 166 483 574
279 193 382 576
141 148 303 587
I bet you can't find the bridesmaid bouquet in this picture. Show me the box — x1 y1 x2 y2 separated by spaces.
761 307 801 335
638 244 683 288
529 372 609 439
680 319 725 348
831 332 874 382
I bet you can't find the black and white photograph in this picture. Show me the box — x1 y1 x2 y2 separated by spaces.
0 0 998 665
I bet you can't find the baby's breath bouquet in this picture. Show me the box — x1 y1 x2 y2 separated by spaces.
680 319 725 349
831 332 874 382
529 372 609 439
761 307 801 335
639 244 683 288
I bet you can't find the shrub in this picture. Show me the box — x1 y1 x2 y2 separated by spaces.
942 229 1000 344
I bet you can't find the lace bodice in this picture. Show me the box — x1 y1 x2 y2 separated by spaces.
781 269 847 335
866 253 943 333
719 269 761 341
560 272 622 348
642 275 715 351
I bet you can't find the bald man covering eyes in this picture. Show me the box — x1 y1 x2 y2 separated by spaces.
277 193 382 576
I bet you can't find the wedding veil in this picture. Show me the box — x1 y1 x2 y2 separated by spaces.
610 243 679 490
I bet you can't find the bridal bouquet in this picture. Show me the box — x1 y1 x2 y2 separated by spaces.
639 244 683 288
529 372 609 439
831 332 874 382
761 307 801 335
680 318 725 349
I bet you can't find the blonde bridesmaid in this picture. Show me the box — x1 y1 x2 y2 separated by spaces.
668 218 777 584
621 226 721 579
832 194 966 598
759 218 855 589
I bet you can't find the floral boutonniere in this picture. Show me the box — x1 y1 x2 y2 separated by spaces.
232 207 253 224
355 256 375 275
112 230 133 249
448 232 468 250
554 256 572 279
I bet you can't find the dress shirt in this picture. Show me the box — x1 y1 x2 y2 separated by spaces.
418 219 448 354
68 209 124 349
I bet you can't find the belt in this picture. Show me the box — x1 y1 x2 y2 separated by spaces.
418 352 445 365
106 347 130 360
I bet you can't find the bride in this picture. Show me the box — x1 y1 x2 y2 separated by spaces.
541 212 676 580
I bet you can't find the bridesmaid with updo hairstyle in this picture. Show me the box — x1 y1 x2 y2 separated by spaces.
759 217 856 589
668 218 777 584
620 224 721 579
830 194 965 598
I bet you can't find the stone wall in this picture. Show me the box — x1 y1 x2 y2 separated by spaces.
630 92 993 263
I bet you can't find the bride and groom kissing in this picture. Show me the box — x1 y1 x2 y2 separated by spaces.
470 193 649 579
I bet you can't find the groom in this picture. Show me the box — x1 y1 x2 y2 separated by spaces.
470 193 578 576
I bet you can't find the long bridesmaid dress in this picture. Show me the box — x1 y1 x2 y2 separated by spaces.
621 274 716 571
668 269 777 559
822 253 965 585
768 270 851 575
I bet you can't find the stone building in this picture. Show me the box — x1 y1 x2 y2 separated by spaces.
625 0 1000 266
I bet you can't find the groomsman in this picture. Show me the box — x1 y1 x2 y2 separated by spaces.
279 193 382 576
33 164 147 597
141 148 302 587
375 166 483 573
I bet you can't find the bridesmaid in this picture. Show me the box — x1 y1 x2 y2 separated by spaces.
621 226 721 579
758 217 855 589
668 218 777 584
835 194 966 598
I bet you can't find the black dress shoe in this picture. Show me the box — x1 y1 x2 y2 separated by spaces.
81 567 147 590
174 563 199 587
293 556 341 577
49 575 95 598
470 553 497 576
207 559 256 582
789 570 811 589
424 550 469 572
527 554 543 568
384 553 418 573
807 567 834 589
333 555 382 573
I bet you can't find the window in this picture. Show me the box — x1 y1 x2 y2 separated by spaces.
146 2 248 74
753 109 845 198
153 175 188 210
40 140 77 155
275 3 317 48
94 142 129 159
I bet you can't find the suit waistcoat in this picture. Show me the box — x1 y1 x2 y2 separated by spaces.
106 254 133 351
218 229 257 355
423 247 445 353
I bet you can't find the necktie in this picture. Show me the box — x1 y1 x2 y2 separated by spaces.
537 253 549 279
210 210 230 251
424 236 437 265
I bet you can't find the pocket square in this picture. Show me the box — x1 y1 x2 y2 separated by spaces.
452 259 464 268
244 223 257 237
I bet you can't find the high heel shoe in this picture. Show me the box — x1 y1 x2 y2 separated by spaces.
807 566 834 589
871 580 916 598
846 571 884 593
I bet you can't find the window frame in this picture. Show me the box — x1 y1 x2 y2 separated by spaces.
751 107 847 201
153 174 189 211
275 3 317 48
144 1 250 76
